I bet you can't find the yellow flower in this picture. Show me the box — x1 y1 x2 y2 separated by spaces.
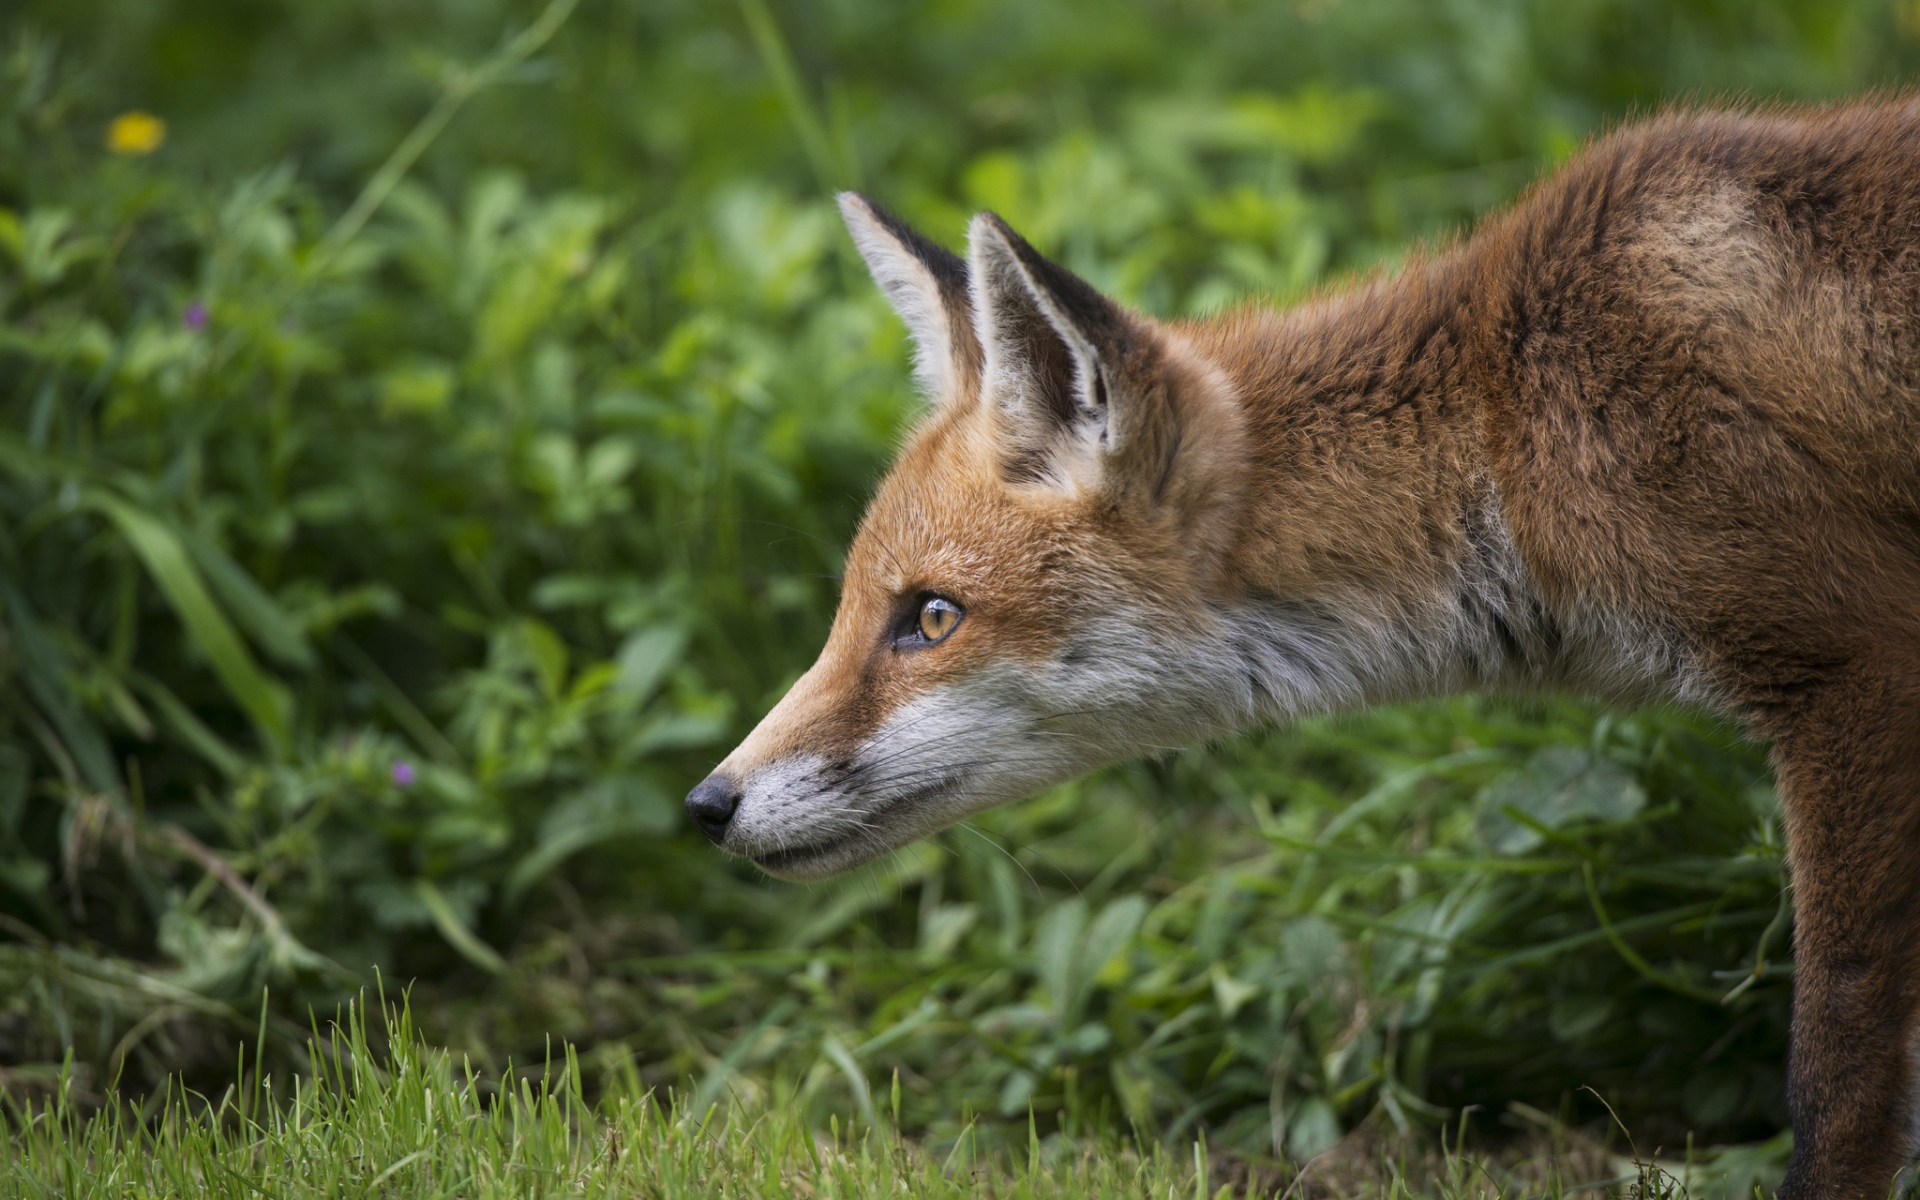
106 111 166 155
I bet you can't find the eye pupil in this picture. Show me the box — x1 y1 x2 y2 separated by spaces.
918 597 961 642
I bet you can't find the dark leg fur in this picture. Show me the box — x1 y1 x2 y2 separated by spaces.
1769 670 1920 1198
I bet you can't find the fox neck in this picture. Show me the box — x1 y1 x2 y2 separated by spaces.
1178 256 1706 725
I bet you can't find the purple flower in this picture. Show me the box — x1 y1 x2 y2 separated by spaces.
183 301 208 331
390 760 417 787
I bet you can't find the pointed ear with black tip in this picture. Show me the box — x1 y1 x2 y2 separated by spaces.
838 193 981 399
968 212 1149 490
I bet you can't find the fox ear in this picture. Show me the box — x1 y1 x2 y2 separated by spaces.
838 193 980 399
968 212 1140 488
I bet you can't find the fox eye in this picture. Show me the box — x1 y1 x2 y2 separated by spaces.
916 596 963 644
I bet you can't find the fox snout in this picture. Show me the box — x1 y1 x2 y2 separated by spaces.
685 195 1249 881
682 774 740 842
685 644 1081 881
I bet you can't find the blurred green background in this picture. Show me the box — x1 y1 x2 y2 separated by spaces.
1 0 1914 1174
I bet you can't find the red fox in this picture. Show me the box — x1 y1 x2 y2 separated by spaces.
685 101 1920 1195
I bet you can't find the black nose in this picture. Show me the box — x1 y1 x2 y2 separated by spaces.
684 774 741 843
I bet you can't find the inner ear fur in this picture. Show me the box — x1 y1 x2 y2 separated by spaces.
837 193 981 399
967 212 1194 504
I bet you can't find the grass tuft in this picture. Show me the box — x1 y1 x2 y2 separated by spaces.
0 995 1784 1199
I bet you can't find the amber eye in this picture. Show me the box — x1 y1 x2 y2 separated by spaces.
917 596 963 643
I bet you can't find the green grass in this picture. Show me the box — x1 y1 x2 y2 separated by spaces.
0 996 1780 1199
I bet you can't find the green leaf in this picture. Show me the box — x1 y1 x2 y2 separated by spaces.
90 494 292 751
819 1033 877 1128
413 879 506 974
612 626 686 705
1033 897 1087 1018
1070 894 1146 1016
180 529 316 670
0 571 122 797
1476 745 1646 855
1209 965 1260 1020
129 673 245 779
623 711 726 758
1286 1096 1341 1160
508 618 569 702
504 775 675 902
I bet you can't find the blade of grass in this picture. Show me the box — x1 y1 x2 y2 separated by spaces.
89 493 292 752
413 879 506 975
308 0 580 270
1582 862 1723 1003
179 529 315 671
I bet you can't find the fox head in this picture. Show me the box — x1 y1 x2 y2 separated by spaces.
684 194 1253 880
